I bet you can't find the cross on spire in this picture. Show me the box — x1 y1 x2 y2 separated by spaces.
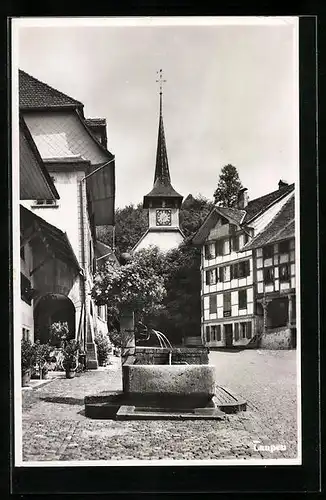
156 69 166 96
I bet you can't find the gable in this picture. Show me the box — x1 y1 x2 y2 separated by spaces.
23 111 109 165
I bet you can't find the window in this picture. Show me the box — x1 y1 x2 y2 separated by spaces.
205 325 210 343
211 325 217 341
244 232 249 244
215 240 224 256
206 268 217 285
22 328 30 341
279 240 290 254
231 236 239 252
238 289 247 309
279 263 290 282
263 245 273 259
209 295 217 314
223 266 231 282
20 245 25 261
234 323 239 341
239 260 250 278
263 267 274 284
21 273 32 305
231 260 250 279
224 239 230 255
240 322 252 339
34 199 57 207
205 243 216 260
223 292 231 317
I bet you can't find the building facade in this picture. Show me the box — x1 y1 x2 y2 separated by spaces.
193 182 295 349
242 193 296 349
19 69 116 368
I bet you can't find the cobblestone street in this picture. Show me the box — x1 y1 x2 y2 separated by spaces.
21 350 299 462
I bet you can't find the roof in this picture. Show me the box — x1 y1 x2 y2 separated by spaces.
20 116 60 200
20 205 81 271
19 69 84 111
143 93 182 207
243 183 294 223
242 194 295 250
192 183 295 245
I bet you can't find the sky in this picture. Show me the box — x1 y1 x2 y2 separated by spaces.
16 18 299 209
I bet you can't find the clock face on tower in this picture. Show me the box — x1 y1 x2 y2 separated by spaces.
156 209 172 226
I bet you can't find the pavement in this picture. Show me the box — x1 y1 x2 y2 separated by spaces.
21 350 299 462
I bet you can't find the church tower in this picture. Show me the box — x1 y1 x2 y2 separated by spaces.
133 70 185 253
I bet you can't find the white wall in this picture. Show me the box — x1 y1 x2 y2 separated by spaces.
134 230 184 253
21 170 81 263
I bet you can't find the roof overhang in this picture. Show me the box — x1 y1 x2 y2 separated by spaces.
20 205 81 272
20 116 60 201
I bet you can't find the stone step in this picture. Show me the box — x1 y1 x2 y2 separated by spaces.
115 405 225 421
214 386 247 413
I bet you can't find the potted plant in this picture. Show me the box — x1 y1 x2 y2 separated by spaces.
31 341 51 380
21 339 34 387
62 339 81 379
49 321 69 347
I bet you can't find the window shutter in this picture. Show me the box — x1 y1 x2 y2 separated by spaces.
209 295 217 314
230 264 233 280
206 270 210 285
216 325 221 341
245 260 250 276
246 321 252 339
234 323 239 341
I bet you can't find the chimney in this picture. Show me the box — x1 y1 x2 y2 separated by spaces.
278 179 288 190
237 188 249 209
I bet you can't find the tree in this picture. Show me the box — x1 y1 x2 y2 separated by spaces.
180 194 215 239
91 246 166 322
96 203 148 256
213 164 243 207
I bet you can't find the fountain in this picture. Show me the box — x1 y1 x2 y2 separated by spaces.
85 309 246 419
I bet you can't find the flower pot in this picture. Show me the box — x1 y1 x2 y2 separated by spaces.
22 368 31 387
65 369 76 379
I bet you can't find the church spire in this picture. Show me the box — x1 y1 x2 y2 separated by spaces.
154 70 171 185
143 70 183 208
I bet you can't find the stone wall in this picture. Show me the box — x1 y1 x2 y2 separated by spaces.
133 346 209 365
260 326 292 349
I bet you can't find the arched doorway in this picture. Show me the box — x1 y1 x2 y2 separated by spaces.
34 294 76 344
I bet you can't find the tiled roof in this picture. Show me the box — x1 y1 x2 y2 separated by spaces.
243 183 294 223
216 206 246 225
85 118 106 127
19 69 84 110
242 194 295 250
192 183 295 245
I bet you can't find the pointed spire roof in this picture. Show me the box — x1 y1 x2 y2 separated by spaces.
143 78 183 208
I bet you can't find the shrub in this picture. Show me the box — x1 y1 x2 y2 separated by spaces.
49 321 69 346
94 332 112 366
21 339 34 372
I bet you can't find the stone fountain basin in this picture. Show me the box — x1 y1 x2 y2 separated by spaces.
84 364 246 419
122 364 216 403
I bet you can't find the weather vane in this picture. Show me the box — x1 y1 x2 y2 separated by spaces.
156 69 166 95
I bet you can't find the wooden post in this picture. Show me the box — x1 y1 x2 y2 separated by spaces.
120 306 135 366
287 294 293 327
262 295 269 335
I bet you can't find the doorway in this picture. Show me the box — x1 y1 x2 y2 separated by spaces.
34 293 76 344
224 324 233 347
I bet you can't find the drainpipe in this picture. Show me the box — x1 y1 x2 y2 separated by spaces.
79 157 115 367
